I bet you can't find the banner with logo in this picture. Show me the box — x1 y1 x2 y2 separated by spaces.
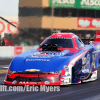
14 46 23 56
49 0 76 8
49 0 100 10
80 0 100 10
77 18 100 28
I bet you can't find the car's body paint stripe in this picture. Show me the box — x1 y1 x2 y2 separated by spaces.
67 50 90 67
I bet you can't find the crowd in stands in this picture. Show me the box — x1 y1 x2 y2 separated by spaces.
0 38 13 46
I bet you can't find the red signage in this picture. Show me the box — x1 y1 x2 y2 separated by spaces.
78 18 100 28
95 31 100 42
0 21 5 33
14 47 23 56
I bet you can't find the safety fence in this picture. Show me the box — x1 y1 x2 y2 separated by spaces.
0 45 38 58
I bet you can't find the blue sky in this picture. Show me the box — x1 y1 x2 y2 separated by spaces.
0 0 19 16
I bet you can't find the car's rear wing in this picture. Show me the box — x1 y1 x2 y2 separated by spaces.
94 31 100 42
82 31 100 44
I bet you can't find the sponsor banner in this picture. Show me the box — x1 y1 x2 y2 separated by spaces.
0 21 5 33
80 0 100 10
0 16 19 35
78 18 100 28
14 46 23 56
49 0 100 10
49 0 76 8
0 46 37 58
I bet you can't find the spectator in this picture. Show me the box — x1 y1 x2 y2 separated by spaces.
85 34 91 39
2 38 5 46
8 41 13 46
5 39 8 46
0 40 2 46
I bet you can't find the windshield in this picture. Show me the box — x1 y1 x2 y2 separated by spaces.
42 38 73 48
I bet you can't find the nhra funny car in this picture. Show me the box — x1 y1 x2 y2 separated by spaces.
4 31 100 85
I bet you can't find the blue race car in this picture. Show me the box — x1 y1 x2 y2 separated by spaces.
4 31 100 85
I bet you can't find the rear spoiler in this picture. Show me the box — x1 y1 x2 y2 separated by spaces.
94 31 100 42
82 31 100 44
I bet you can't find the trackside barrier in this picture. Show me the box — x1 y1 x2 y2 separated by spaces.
0 45 38 58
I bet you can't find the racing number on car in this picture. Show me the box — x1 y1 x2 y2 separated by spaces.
91 53 97 69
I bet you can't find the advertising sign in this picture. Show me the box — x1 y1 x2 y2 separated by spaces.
14 46 23 56
49 0 100 10
49 0 76 8
80 0 100 10
78 18 100 28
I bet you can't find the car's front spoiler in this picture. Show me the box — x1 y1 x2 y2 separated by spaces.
4 80 61 85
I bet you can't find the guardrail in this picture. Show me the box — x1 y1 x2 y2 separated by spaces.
0 45 38 58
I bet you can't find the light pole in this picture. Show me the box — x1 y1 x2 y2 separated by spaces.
51 0 54 34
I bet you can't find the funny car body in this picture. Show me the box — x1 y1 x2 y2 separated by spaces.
4 31 100 85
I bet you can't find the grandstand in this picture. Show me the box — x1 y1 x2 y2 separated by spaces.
19 0 100 39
